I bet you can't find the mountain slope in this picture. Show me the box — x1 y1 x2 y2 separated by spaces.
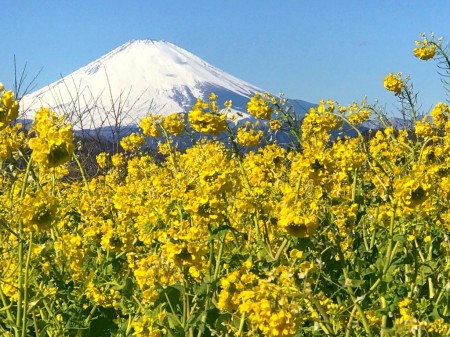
20 39 313 129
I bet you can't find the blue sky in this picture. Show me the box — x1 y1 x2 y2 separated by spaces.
2 1 450 115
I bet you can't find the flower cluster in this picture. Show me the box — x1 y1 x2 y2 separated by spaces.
383 72 404 94
140 115 161 137
188 96 227 135
120 132 145 151
414 33 437 60
236 122 263 146
0 88 19 130
247 93 273 120
28 107 74 168
162 113 185 136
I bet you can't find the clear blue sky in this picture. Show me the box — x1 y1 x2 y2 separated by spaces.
2 1 449 115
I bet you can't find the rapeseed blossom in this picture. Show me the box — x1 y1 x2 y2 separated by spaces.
247 93 273 120
0 90 19 130
2 32 450 336
162 112 185 136
414 33 436 60
384 72 404 94
188 97 227 135
28 108 74 168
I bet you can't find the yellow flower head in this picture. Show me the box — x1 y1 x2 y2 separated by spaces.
414 34 436 60
0 90 19 130
28 108 74 168
111 153 125 168
140 115 161 137
188 98 227 135
120 132 145 151
384 73 404 94
20 190 59 232
96 152 109 169
430 102 450 128
269 119 282 130
247 93 273 120
236 124 263 147
0 123 25 159
162 113 185 136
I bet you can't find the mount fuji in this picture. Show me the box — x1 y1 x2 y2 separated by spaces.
20 40 314 131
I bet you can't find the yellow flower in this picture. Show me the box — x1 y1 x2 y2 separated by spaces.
430 102 450 128
0 90 19 130
236 124 263 146
96 152 109 168
111 153 125 167
269 119 282 130
414 44 436 60
384 72 404 94
140 115 161 137
120 132 145 151
414 34 436 60
414 119 434 138
20 190 59 232
162 113 185 136
247 93 272 120
0 123 25 159
428 318 450 334
28 108 74 168
289 249 304 260
209 92 217 101
188 98 227 135
348 108 371 125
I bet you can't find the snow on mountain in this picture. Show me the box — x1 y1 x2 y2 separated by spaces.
20 39 313 131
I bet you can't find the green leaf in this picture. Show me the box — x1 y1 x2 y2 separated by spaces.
392 234 406 243
194 280 209 297
256 240 274 262
166 314 184 337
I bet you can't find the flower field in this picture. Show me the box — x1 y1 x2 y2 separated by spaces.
1 34 450 336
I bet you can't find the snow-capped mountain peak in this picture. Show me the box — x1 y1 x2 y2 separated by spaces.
20 39 312 130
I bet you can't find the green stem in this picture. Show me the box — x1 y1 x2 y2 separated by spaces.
125 314 133 335
182 278 189 330
21 233 33 337
32 311 39 337
310 298 334 335
345 305 358 337
198 237 225 337
380 297 387 336
402 85 418 125
15 155 33 337
42 298 62 331
72 152 89 189
0 289 16 333
225 124 252 193
334 234 373 337
213 237 225 281
363 211 399 298
274 238 289 261
237 312 246 336
351 168 357 202
84 305 98 326
342 269 372 336
163 292 182 326
383 207 397 275
160 127 179 173
431 41 450 69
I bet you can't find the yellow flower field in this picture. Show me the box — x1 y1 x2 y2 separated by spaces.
1 33 450 337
